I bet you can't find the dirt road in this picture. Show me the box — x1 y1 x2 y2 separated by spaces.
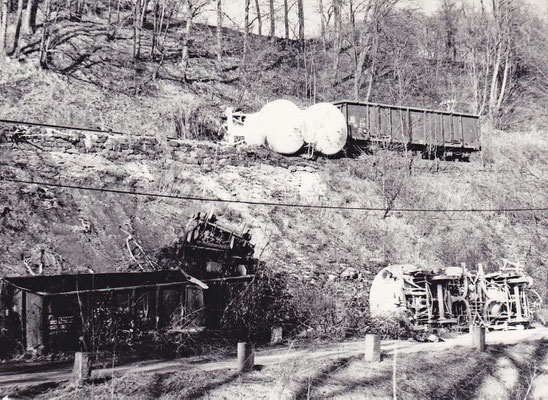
2 327 548 393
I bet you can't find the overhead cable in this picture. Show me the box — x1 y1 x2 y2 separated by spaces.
0 117 128 136
1 177 547 214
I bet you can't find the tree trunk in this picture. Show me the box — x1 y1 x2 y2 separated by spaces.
132 0 140 59
180 0 193 81
283 0 288 40
297 0 304 44
496 49 510 110
254 0 262 36
332 0 342 82
318 0 326 52
106 0 113 38
137 0 148 58
487 40 502 122
243 0 250 66
12 0 24 55
269 0 274 41
216 0 222 64
0 0 8 57
23 0 38 35
39 0 52 68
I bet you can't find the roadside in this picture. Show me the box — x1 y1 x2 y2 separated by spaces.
2 327 548 398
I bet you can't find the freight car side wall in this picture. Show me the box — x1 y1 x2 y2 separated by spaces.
335 101 481 152
1 281 206 352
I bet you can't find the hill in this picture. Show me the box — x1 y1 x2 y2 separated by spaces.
1 4 548 341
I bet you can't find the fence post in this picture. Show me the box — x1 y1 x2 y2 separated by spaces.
72 352 92 386
270 327 283 344
237 342 255 373
471 326 486 352
364 334 381 362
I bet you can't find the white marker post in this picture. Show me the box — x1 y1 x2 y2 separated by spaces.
237 342 255 372
72 352 92 386
364 334 381 362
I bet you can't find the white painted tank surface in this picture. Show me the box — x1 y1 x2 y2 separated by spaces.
302 103 348 155
260 99 304 155
241 112 266 146
369 264 416 317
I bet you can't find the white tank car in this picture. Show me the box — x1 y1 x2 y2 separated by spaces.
369 264 418 317
241 112 266 146
302 103 348 155
260 99 305 155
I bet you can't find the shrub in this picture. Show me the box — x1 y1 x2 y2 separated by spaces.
370 311 415 340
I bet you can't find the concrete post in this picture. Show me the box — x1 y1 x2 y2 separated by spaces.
471 326 486 352
72 352 92 386
364 334 381 362
270 327 283 344
237 342 254 372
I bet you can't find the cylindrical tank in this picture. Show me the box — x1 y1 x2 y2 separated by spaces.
369 265 412 317
260 99 304 155
302 103 348 155
241 112 266 146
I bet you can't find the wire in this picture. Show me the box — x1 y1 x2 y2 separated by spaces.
2 176 547 214
0 118 128 136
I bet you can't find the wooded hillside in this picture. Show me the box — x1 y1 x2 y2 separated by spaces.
1 0 547 134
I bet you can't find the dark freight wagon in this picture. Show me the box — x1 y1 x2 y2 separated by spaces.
0 270 252 352
334 100 481 158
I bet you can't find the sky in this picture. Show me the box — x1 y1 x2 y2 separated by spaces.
198 0 548 38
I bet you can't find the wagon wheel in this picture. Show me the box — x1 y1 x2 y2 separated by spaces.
527 289 543 315
484 299 509 328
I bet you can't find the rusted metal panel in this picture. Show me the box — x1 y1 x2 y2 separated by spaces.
333 100 481 152
185 286 205 328
0 271 255 352
409 110 427 144
160 287 181 327
462 116 480 149
25 292 44 350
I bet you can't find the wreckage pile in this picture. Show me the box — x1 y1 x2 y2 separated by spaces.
370 261 542 330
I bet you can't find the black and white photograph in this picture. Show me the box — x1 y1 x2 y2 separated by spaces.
0 0 547 397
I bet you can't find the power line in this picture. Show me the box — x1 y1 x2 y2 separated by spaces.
2 176 547 214
0 118 128 136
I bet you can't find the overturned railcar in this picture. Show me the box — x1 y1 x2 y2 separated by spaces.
0 270 252 352
370 262 541 330
334 100 481 158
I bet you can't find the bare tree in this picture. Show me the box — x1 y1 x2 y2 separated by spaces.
332 0 342 82
216 0 222 63
254 0 262 35
179 0 210 81
181 0 194 81
318 0 326 51
132 0 149 60
0 0 8 57
352 0 399 100
243 0 250 66
269 0 275 40
11 0 24 54
458 0 520 124
297 0 304 43
39 0 52 68
440 0 458 61
487 0 516 124
23 0 38 34
283 0 288 40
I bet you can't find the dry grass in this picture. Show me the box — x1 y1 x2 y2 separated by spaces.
22 343 509 399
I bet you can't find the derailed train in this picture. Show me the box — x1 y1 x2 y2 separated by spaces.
223 99 481 159
370 261 542 330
